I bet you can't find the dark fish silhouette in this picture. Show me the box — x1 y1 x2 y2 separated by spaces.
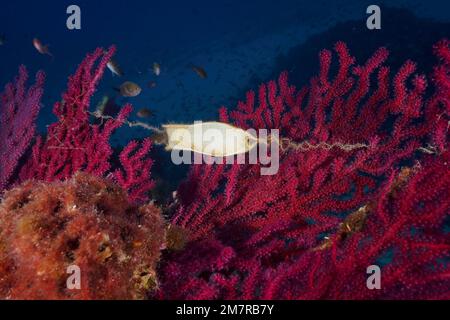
137 108 156 118
191 65 207 79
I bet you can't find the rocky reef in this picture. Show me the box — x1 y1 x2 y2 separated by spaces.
0 172 172 299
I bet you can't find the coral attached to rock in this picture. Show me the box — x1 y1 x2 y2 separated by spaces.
0 66 44 191
156 41 450 300
0 173 166 299
14 47 154 204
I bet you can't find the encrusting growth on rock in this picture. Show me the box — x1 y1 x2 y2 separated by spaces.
0 172 185 300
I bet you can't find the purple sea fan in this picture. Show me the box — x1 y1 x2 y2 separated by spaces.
0 66 45 192
18 46 154 203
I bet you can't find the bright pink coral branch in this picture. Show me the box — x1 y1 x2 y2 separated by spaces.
0 66 45 192
112 138 154 203
173 41 434 240
430 39 450 152
158 41 450 300
16 46 154 202
19 47 120 182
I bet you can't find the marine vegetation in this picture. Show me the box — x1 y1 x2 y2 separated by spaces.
0 173 166 299
156 40 450 299
0 39 448 299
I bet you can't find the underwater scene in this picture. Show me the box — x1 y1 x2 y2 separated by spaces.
0 0 449 301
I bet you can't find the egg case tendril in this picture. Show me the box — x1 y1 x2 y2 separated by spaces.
89 111 370 156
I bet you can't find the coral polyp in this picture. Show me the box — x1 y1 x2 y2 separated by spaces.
0 172 166 299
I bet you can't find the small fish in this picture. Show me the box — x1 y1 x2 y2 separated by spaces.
107 58 124 77
0 34 5 46
147 80 157 88
137 108 156 118
33 38 52 57
116 81 142 97
153 62 161 76
191 65 207 79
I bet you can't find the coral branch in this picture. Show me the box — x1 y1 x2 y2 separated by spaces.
0 66 45 192
112 138 154 203
19 47 121 182
14 47 154 202
158 40 450 300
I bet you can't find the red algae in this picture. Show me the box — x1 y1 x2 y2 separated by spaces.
0 172 167 299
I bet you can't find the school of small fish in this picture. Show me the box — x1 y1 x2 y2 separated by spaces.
8 34 210 124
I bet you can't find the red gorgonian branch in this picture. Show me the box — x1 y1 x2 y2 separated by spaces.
156 41 450 300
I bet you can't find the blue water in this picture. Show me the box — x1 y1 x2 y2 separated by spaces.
1 0 449 147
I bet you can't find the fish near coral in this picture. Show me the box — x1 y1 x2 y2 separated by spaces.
191 65 207 79
116 81 142 97
33 38 52 57
137 108 156 118
0 173 167 299
107 58 124 76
